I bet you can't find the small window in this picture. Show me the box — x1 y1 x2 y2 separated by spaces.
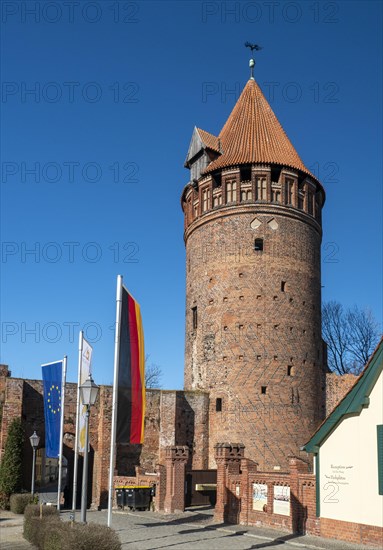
287 365 295 376
261 386 267 395
281 281 286 292
216 398 222 412
192 306 197 330
254 238 263 251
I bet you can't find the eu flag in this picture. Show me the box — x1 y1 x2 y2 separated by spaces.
42 361 63 458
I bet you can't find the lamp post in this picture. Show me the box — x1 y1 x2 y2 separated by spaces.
79 375 99 523
29 431 40 496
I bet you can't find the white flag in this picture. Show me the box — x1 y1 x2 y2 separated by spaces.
78 338 93 452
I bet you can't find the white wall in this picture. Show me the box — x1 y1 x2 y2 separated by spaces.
319 369 383 527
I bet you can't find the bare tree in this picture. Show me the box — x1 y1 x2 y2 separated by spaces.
322 301 380 375
145 356 163 389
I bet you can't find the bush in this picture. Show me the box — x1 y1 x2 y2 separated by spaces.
10 493 35 514
24 504 59 520
0 418 24 508
24 504 60 546
70 523 121 550
23 505 121 550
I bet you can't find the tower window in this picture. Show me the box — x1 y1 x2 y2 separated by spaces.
226 180 237 203
271 188 281 203
287 365 295 376
202 187 210 212
285 178 294 205
281 281 286 292
254 238 263 252
192 306 198 330
256 176 267 200
216 398 222 412
261 386 267 395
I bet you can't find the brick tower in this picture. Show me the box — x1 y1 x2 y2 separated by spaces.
181 67 326 470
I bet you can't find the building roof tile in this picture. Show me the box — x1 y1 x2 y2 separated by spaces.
201 79 317 181
196 128 221 153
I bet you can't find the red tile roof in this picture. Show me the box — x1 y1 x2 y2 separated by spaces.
196 128 221 153
203 79 317 180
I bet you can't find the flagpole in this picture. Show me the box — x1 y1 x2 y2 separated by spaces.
57 355 67 511
72 332 83 516
107 274 123 527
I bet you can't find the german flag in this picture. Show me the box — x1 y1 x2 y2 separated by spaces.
116 286 145 444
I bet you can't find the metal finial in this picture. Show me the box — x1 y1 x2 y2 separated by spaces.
245 42 262 79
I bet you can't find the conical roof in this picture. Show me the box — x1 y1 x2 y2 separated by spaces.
204 79 316 180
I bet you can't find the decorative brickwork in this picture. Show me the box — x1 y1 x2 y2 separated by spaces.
164 446 189 513
214 443 244 523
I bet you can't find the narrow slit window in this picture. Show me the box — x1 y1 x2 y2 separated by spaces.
261 386 267 395
254 238 263 252
216 398 222 412
281 281 286 292
287 365 295 376
192 306 198 330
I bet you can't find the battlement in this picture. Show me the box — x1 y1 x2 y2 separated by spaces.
182 165 324 237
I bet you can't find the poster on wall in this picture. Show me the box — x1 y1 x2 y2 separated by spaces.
273 485 290 516
252 483 268 511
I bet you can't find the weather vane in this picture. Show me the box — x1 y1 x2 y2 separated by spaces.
245 42 262 79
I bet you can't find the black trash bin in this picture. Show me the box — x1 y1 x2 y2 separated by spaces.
115 488 126 509
125 486 152 511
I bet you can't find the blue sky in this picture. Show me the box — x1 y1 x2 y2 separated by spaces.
1 0 382 388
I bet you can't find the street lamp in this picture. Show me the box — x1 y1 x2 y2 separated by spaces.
29 431 40 496
79 375 99 523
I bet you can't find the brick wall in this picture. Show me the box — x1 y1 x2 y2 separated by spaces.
184 184 327 469
0 373 208 508
325 372 357 415
214 443 382 547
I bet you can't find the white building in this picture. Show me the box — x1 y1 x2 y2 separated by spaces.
304 337 383 544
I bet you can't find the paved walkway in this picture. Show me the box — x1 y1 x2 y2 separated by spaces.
1 507 380 550
0 510 34 549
